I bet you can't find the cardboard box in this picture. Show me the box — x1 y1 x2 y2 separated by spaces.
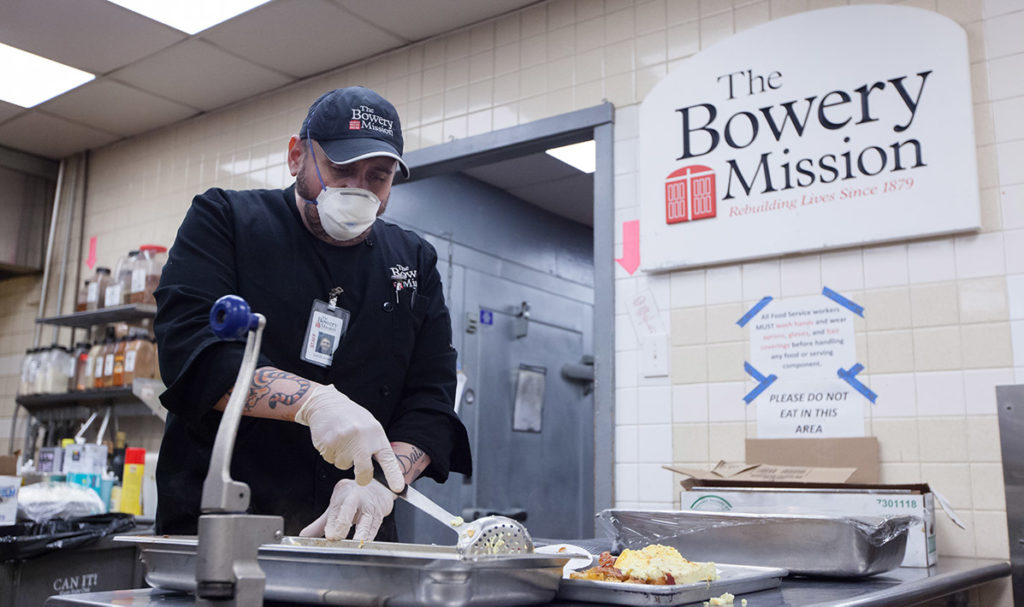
666 461 960 567
746 437 880 484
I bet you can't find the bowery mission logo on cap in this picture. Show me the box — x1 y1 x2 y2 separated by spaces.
350 105 394 136
665 165 717 224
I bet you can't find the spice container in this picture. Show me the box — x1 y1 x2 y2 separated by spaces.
85 340 105 389
76 280 90 312
112 337 127 387
133 245 167 305
72 342 92 391
88 267 112 310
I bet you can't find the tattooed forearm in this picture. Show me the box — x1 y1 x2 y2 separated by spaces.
251 369 311 409
394 445 429 482
214 366 315 420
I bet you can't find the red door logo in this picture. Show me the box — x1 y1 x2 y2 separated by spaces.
665 165 716 224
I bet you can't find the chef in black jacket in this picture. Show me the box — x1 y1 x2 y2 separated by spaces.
153 86 472 541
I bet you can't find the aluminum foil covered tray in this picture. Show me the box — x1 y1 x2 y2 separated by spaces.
598 509 915 577
116 535 569 606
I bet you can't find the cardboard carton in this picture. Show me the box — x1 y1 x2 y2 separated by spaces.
666 460 961 567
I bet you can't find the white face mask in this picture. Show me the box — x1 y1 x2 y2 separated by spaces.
314 186 381 241
305 139 382 241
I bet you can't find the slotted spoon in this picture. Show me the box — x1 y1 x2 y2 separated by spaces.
377 480 534 557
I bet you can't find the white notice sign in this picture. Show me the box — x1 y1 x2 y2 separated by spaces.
749 296 855 378
757 379 865 438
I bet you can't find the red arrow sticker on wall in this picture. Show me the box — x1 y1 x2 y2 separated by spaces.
616 220 640 275
86 236 97 270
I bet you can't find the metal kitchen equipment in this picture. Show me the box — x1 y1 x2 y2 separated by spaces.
123 536 567 606
195 295 283 605
599 509 914 577
388 480 534 556
116 294 569 606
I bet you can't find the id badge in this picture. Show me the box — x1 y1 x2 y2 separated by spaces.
300 299 350 368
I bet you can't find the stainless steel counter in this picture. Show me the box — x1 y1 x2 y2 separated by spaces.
44 557 1009 607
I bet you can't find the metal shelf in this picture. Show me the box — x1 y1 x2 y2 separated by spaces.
15 378 166 421
36 304 157 329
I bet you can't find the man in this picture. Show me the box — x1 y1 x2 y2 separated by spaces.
153 86 472 542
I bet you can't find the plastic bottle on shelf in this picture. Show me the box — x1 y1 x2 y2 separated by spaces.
76 280 90 312
35 346 54 394
134 245 167 305
85 340 105 389
87 267 112 311
110 431 127 482
112 337 127 387
105 252 136 309
73 342 92 391
100 334 117 388
120 447 145 516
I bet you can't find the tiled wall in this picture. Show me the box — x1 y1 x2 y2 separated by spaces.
1 1 1020 602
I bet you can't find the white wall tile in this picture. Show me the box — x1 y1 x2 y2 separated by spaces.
870 373 918 417
672 383 709 423
964 368 1015 415
908 239 957 284
991 96 1024 143
616 386 639 425
708 381 746 422
820 249 865 291
1003 229 1024 274
915 371 966 416
863 244 910 288
1010 274 1024 319
615 424 638 463
741 259 780 300
955 232 1006 279
985 52 1024 101
636 424 673 463
671 269 707 307
780 255 821 296
637 385 673 424
616 349 638 388
706 266 743 304
1002 184 1024 229
636 463 676 502
615 463 639 502
984 9 1024 59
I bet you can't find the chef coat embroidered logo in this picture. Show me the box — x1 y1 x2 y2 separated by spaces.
665 165 717 224
389 264 418 290
350 105 395 136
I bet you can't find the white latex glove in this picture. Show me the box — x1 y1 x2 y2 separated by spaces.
299 479 396 541
294 384 405 491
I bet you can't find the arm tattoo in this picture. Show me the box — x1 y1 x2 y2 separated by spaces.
248 368 311 410
396 446 426 477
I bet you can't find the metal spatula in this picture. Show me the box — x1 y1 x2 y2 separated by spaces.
380 480 534 557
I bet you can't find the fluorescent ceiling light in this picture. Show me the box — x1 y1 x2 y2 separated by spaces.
546 140 595 174
105 0 272 35
0 43 95 108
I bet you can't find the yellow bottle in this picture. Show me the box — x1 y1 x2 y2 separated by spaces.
120 447 145 516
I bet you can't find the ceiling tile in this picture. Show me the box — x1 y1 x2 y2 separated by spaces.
0 101 25 125
0 0 186 74
336 0 538 41
0 112 119 159
202 0 406 79
109 40 295 112
38 80 199 137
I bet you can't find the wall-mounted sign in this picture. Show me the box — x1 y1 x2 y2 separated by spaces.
639 5 979 271
741 290 869 438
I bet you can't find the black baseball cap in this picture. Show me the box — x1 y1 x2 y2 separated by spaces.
300 86 410 178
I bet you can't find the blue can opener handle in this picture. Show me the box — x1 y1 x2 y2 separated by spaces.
210 295 260 338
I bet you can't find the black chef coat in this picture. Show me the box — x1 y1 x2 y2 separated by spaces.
153 184 472 537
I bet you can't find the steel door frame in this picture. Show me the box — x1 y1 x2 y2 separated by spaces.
402 103 616 524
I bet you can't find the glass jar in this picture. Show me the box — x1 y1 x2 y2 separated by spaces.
85 341 105 389
105 252 135 308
